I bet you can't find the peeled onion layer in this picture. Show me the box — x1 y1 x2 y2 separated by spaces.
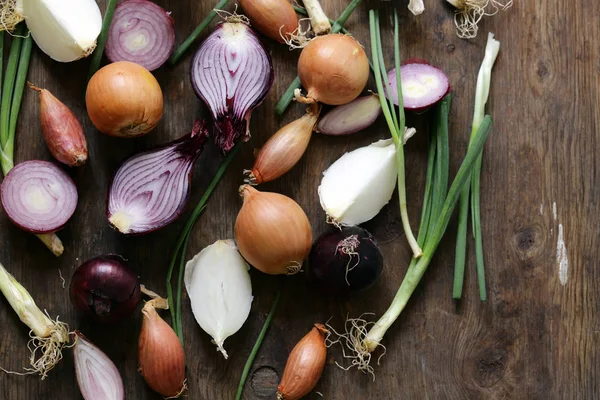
190 21 274 153
0 160 78 233
316 95 382 136
386 61 450 112
184 240 253 359
107 120 209 235
105 0 175 71
318 139 398 226
21 0 102 62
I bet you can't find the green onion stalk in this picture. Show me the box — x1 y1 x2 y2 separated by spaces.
453 32 501 301
338 10 494 376
87 0 118 81
0 25 64 256
167 143 242 345
369 10 421 258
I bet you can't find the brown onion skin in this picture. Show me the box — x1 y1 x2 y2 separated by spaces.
235 185 312 275
298 34 370 105
138 300 186 397
239 0 299 44
86 61 163 138
277 324 328 400
31 85 88 166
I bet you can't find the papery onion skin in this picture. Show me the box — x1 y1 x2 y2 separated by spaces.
316 95 382 136
105 0 176 71
277 324 328 400
107 120 209 235
190 22 274 153
70 255 141 324
73 331 125 400
139 298 186 397
298 34 370 106
0 160 78 233
86 61 163 137
235 185 312 275
239 0 299 44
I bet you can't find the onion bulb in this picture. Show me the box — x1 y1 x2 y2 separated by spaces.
239 0 298 44
318 139 398 226
86 61 163 137
235 185 312 275
296 34 370 106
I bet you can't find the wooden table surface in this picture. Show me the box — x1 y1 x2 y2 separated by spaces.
1 1 598 399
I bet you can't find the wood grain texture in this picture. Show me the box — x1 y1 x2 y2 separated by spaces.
1 0 599 399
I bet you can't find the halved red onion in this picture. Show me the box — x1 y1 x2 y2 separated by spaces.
107 120 209 235
316 95 382 136
0 160 78 233
386 61 450 112
73 331 125 400
105 0 175 72
190 21 274 153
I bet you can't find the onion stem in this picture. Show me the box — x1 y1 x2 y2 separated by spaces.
369 10 421 258
235 291 281 400
301 0 332 35
168 0 230 66
292 5 349 34
87 0 118 81
167 142 242 345
0 24 24 161
275 0 362 116
453 32 500 301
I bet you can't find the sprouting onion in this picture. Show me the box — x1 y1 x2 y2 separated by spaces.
453 32 501 302
167 143 242 344
169 0 230 66
275 0 362 116
333 10 494 377
369 10 421 258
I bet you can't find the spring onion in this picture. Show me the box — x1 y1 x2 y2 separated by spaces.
87 0 118 80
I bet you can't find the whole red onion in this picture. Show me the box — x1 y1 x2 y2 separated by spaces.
70 255 141 323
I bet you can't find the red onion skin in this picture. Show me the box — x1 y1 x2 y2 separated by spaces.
105 0 175 71
190 22 274 153
0 160 78 234
106 119 209 235
70 255 141 324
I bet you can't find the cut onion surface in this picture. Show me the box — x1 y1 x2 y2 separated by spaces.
0 160 78 233
105 0 175 71
386 61 450 112
316 95 382 136
107 120 209 235
190 21 274 153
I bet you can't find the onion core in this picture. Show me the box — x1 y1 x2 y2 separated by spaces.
0 160 78 233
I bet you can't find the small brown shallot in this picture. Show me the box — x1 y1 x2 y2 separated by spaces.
316 94 382 136
235 185 312 275
138 295 186 398
28 83 88 166
239 0 299 43
244 104 320 185
277 323 328 400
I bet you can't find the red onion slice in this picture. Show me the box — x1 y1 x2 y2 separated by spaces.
73 331 125 400
107 120 209 235
386 62 450 112
0 160 78 233
105 0 175 72
316 95 382 136
191 21 274 153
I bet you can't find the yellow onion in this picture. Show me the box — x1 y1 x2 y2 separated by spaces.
297 34 370 106
235 185 312 275
86 61 163 137
239 0 299 44
138 297 186 398
277 323 328 400
244 105 320 185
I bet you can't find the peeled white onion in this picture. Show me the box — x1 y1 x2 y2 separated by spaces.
184 240 253 359
318 139 398 226
20 0 102 62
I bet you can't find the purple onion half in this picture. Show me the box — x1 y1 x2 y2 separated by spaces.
190 21 274 153
107 120 209 235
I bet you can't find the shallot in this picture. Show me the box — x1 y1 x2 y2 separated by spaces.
316 95 381 136
190 20 274 153
107 120 209 235
184 240 253 359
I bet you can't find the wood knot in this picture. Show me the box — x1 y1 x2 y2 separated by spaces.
475 346 508 388
511 224 547 266
516 226 536 252
536 60 550 80
251 366 280 397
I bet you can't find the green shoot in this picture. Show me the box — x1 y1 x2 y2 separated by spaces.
88 0 118 81
453 32 500 301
